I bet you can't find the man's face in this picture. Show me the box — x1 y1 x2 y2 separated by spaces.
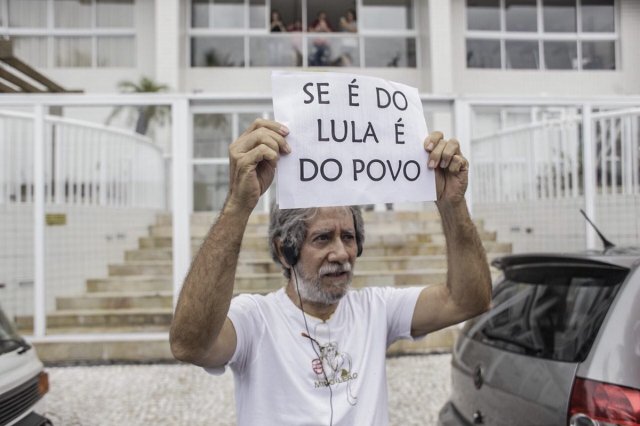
293 207 358 305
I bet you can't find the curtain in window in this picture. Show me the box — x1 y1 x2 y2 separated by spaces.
8 0 47 28
97 0 135 28
13 37 48 68
98 36 135 67
55 37 92 67
55 0 93 28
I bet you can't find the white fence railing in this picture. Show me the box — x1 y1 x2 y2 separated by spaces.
1 94 638 341
0 110 165 209
471 107 640 204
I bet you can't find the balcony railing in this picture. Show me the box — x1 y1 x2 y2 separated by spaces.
471 106 640 203
190 33 417 68
0 110 165 209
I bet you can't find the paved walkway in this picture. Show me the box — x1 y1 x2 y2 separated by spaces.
43 354 452 426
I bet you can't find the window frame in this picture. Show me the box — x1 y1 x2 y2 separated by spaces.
464 0 619 71
187 0 421 69
0 0 136 68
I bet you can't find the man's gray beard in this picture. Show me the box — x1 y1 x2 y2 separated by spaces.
294 262 352 305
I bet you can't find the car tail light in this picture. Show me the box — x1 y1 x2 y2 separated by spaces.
38 371 49 396
568 377 640 426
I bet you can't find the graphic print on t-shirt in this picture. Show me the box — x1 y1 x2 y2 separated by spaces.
311 340 358 406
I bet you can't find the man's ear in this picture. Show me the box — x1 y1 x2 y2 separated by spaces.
274 238 291 269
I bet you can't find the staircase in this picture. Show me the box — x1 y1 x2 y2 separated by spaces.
19 207 512 363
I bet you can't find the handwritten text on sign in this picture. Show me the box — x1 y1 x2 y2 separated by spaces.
272 71 435 209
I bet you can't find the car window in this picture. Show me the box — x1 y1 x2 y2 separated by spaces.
463 263 629 362
0 304 23 355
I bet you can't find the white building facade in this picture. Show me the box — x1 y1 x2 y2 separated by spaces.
0 0 637 95
1 0 639 327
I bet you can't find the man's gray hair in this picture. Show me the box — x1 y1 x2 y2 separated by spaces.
268 204 365 278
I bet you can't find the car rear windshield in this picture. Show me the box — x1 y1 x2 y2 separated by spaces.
463 262 629 362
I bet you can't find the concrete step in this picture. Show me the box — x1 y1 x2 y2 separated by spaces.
87 276 172 293
236 241 512 258
148 221 495 240
125 248 173 262
31 335 172 363
138 236 509 255
109 263 172 277
56 292 173 310
30 324 459 363
155 210 445 227
88 270 447 294
234 270 447 291
16 308 173 329
110 257 450 277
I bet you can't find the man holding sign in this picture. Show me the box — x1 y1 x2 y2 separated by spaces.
170 73 491 426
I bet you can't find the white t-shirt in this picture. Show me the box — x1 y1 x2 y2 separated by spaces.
209 286 423 426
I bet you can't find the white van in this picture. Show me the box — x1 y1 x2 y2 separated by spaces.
0 303 51 426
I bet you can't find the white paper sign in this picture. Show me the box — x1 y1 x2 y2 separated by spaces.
272 71 435 209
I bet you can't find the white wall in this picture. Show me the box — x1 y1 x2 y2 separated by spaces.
184 68 423 94
0 206 159 322
474 195 640 253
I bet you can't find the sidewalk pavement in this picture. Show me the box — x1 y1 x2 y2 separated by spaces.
43 353 452 426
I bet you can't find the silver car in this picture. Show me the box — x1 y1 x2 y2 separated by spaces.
0 303 51 426
438 250 640 426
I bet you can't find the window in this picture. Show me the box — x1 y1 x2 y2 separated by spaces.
189 0 418 68
463 262 628 362
193 112 270 211
0 0 136 68
465 0 617 70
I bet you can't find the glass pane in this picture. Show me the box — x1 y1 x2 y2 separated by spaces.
8 0 47 27
582 41 615 70
466 39 501 68
238 113 266 135
192 0 210 28
249 35 302 67
467 0 500 31
307 36 360 67
13 37 48 68
194 164 230 212
505 40 539 69
466 265 626 362
55 0 93 28
544 41 577 69
193 113 232 158
543 0 576 32
364 37 416 67
250 0 266 29
55 37 92 67
582 0 614 32
97 0 134 28
97 37 135 67
505 0 537 32
213 0 244 29
361 0 413 30
191 37 244 67
271 0 302 32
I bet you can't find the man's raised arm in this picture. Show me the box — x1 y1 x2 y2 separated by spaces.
410 132 492 337
169 119 290 368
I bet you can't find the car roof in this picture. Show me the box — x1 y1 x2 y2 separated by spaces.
492 249 640 270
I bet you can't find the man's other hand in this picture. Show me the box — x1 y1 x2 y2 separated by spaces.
424 131 469 205
227 119 291 212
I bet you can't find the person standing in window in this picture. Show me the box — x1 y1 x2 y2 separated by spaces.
339 9 357 33
270 10 287 32
309 11 333 32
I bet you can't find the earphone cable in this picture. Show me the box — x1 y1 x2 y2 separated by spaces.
293 267 334 426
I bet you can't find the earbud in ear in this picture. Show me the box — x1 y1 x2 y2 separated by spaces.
282 243 298 267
